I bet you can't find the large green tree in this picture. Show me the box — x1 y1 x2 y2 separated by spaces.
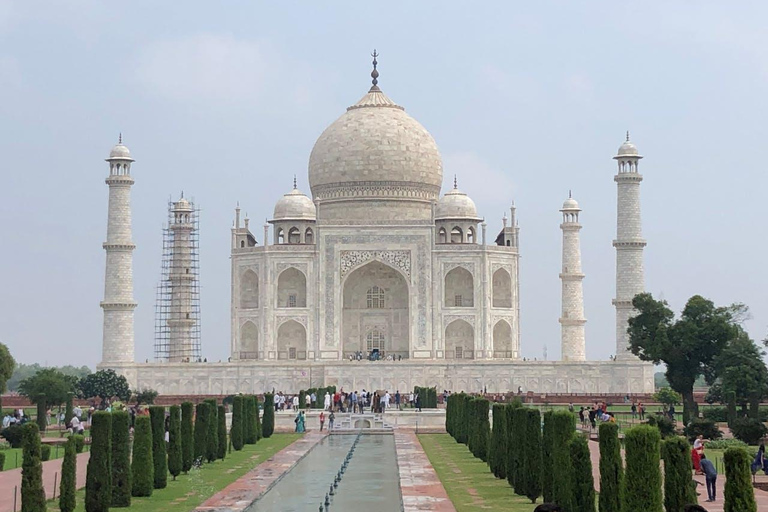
18 368 77 431
0 342 15 410
713 333 768 418
628 293 743 423
78 369 131 406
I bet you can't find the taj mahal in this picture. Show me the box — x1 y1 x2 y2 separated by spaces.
98 55 654 395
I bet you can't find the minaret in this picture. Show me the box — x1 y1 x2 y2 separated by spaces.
612 132 646 359
101 136 137 365
167 195 197 362
559 193 586 361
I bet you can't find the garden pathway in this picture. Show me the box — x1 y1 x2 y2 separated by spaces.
0 451 89 512
396 430 456 512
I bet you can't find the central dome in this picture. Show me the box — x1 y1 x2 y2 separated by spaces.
308 85 443 206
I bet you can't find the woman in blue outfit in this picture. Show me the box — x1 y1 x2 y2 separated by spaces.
295 410 306 433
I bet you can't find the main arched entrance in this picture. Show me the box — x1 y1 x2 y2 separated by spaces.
341 260 409 359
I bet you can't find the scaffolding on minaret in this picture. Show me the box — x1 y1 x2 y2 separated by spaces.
154 196 202 362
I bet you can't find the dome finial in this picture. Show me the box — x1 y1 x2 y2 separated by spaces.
569 189 572 199
118 132 122 144
370 49 379 89
454 175 458 189
293 174 297 189
626 130 630 142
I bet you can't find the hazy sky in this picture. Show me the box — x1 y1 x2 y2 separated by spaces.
2 2 767 368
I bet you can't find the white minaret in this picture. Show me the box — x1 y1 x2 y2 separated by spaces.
167 195 197 362
559 193 586 361
101 136 137 364
612 132 646 359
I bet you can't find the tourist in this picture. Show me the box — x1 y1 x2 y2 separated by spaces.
274 393 280 412
415 393 422 412
588 407 597 429
295 411 305 433
751 443 767 475
693 434 706 452
324 391 331 411
568 403 574 413
305 393 311 408
319 411 325 431
631 402 637 419
395 390 401 411
351 391 358 413
638 402 645 420
310 391 317 408
292 394 299 412
409 391 415 408
578 407 586 427
699 454 717 502
329 411 335 430
668 403 676 421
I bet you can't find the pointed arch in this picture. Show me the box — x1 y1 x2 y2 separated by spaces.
305 228 314 244
240 321 258 359
445 267 474 307
450 226 463 244
438 227 447 244
493 319 513 358
492 268 512 308
277 267 306 308
276 320 306 360
445 319 474 359
288 227 301 244
240 269 259 309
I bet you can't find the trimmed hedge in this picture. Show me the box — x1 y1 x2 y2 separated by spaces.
661 437 696 512
59 437 77 512
569 434 595 512
193 402 210 465
168 406 182 480
469 398 490 462
217 405 227 459
723 446 757 512
130 416 153 497
684 418 722 442
521 408 542 504
36 401 47 432
730 417 768 445
149 406 168 488
85 411 112 512
413 386 438 408
254 396 262 441
509 406 528 494
623 425 662 512
111 411 132 507
21 422 46 512
73 434 85 453
488 403 507 479
550 410 575 511
598 422 623 512
231 396 244 450
262 393 275 438
205 399 219 462
244 396 256 445
541 410 555 503
180 402 194 473
40 444 51 462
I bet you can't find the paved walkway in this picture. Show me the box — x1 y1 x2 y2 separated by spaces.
195 431 326 512
396 430 456 512
0 452 90 512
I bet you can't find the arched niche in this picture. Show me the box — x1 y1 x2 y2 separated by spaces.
493 319 513 358
445 319 474 359
277 267 306 308
276 320 306 360
240 321 258 359
492 268 512 308
240 269 259 309
445 267 474 307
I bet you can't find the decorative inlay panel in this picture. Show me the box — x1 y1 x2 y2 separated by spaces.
340 250 411 278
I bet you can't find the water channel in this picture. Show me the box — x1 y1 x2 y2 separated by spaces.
246 434 402 511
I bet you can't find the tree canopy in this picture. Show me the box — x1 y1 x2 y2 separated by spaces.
712 333 768 408
78 369 131 404
0 342 15 395
18 368 77 406
6 363 91 392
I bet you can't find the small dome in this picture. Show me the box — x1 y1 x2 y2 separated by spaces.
108 143 133 160
617 140 638 156
174 197 192 211
273 187 316 221
435 186 481 220
562 197 580 210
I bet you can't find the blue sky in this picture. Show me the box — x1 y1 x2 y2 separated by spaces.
1 1 767 367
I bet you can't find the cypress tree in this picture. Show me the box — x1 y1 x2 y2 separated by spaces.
472 398 490 462
569 434 596 512
111 411 132 507
454 394 465 443
64 395 74 426
489 404 507 478
180 402 194 473
550 410 576 511
723 447 757 512
504 402 517 488
231 396 244 450
167 405 182 480
522 408 542 504
263 393 276 438
149 406 167 489
21 422 46 512
622 425 663 512
458 394 472 445
35 400 47 432
446 394 453 437
466 398 477 454
217 405 227 459
193 402 210 464
661 437 697 512
541 410 555 503
59 437 77 512
254 396 262 440
85 411 112 512
130 416 153 497
510 406 528 494
598 422 623 512
244 396 255 444
205 399 218 462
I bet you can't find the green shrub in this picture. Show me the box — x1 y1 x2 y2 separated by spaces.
231 396 244 450
149 406 167 488
59 438 77 512
130 415 153 497
705 439 748 450
40 444 51 462
21 422 46 512
488 404 507 479
85 411 112 512
244 396 256 445
661 437 696 512
684 418 722 442
550 411 575 510
64 396 74 426
646 414 676 439
111 411 132 507
72 434 85 453
1 424 24 448
205 399 218 462
193 402 210 464
522 408 542 504
262 393 275 438
167 406 182 480
723 446 757 512
622 425 662 512
470 398 490 462
598 422 623 512
541 410 555 503
569 434 595 512
702 406 728 423
730 417 768 445
180 402 194 473
217 405 227 459
509 406 528 494
36 401 47 432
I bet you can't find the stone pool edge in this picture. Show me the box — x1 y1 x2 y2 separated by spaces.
394 430 457 512
194 431 327 512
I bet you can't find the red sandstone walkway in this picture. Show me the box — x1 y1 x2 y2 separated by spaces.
195 431 326 512
396 430 456 512
0 452 89 512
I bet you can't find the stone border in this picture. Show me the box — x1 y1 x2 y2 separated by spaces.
194 432 326 512
395 430 456 512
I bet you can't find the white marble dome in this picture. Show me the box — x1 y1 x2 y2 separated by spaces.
617 140 639 157
108 143 133 160
436 186 481 220
308 86 443 202
562 197 580 210
273 187 316 221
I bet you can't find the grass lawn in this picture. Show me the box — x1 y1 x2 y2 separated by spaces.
418 434 536 512
45 433 302 512
2 442 91 471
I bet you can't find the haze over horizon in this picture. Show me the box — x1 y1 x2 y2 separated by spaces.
1 1 767 368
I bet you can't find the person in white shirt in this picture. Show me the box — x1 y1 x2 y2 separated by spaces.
305 394 312 408
693 435 705 451
292 395 299 412
324 392 331 411
70 416 84 435
274 393 280 412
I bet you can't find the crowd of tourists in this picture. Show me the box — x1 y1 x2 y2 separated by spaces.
272 389 425 414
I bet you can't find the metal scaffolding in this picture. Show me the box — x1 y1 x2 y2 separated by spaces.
154 197 202 362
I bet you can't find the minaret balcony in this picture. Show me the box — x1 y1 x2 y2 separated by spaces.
612 240 647 248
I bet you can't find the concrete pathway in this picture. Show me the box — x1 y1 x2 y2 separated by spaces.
0 452 89 512
195 431 326 512
396 430 456 512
